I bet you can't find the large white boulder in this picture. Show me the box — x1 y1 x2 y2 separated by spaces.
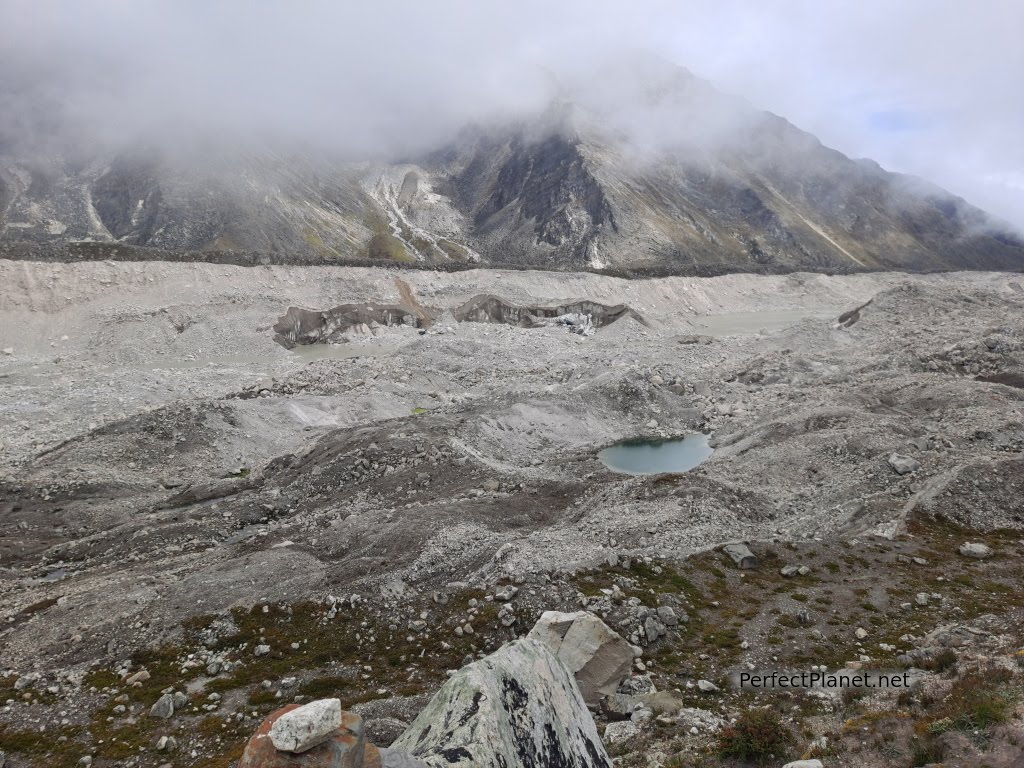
391 638 611 768
958 541 993 559
269 698 344 753
527 610 634 705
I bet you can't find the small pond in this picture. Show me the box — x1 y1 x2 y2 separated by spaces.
598 433 714 475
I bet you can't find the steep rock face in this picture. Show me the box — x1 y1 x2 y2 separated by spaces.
391 639 612 768
91 154 164 242
438 132 617 267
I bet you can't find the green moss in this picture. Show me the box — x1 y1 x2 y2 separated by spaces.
82 668 121 690
192 742 246 768
0 725 85 767
296 675 354 699
367 233 414 262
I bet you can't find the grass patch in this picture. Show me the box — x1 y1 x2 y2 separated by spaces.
921 666 1016 733
367 233 414 263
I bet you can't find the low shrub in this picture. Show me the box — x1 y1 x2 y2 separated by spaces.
717 708 795 764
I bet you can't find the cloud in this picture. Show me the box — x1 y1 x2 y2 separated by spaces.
0 0 1021 227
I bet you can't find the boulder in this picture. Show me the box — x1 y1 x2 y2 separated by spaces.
150 693 175 719
526 610 578 647
655 606 679 626
239 704 365 768
270 699 344 753
722 542 757 569
958 542 993 559
602 721 639 745
888 454 921 475
527 610 634 704
391 638 612 768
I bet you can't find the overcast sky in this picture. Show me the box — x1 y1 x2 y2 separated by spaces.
1 0 1021 229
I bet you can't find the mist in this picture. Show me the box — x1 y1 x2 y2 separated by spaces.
1 0 1021 228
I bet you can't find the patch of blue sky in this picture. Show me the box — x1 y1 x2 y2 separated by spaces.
868 108 930 133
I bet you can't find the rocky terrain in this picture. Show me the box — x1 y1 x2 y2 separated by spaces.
3 64 1023 275
1 259 1023 767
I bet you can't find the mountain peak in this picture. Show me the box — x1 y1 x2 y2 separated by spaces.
1 64 1021 274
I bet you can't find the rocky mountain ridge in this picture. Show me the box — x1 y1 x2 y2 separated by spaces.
2 67 1022 275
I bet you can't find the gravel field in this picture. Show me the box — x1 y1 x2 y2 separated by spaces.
1 260 1022 767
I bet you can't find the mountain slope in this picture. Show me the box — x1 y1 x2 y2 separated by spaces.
1 68 1021 274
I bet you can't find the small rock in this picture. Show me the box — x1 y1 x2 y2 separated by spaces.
643 616 666 644
125 669 150 685
855 627 868 640
696 679 718 692
782 760 824 768
677 707 725 733
629 705 653 724
494 585 518 602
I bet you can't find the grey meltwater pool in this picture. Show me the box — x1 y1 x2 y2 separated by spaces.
598 434 714 475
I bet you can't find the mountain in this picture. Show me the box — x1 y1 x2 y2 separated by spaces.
2 65 1022 275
